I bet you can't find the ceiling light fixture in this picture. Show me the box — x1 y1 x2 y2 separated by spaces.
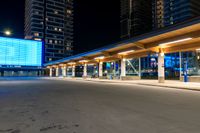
118 50 135 55
159 38 192 47
94 56 105 60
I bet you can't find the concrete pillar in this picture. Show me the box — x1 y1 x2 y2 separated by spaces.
179 52 182 78
49 68 53 77
72 66 75 77
121 59 126 77
56 67 59 77
139 58 141 78
83 64 87 77
99 62 103 77
62 66 67 77
158 53 165 83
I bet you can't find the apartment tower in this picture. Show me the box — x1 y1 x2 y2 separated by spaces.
120 0 153 39
153 0 200 28
25 0 73 63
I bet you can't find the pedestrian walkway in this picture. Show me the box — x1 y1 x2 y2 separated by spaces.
55 77 200 91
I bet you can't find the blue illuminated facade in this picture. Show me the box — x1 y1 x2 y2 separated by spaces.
0 37 44 77
0 37 42 67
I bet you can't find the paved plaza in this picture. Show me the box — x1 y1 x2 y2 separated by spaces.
0 78 200 133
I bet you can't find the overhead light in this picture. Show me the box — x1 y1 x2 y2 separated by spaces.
79 60 88 63
118 50 135 55
94 56 105 60
68 62 76 65
159 38 192 47
196 48 200 51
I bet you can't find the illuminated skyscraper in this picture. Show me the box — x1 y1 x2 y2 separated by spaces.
120 0 153 39
25 0 73 63
153 0 200 28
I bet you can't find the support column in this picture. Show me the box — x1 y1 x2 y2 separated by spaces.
72 66 75 77
158 53 165 83
139 58 141 78
62 66 67 77
121 59 126 77
56 67 59 77
83 64 87 77
99 62 103 77
179 52 182 79
49 68 53 77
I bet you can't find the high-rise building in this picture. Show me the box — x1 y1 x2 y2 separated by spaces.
152 0 164 29
25 0 73 63
153 0 200 28
120 0 153 40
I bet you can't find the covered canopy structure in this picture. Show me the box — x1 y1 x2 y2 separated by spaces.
45 17 200 83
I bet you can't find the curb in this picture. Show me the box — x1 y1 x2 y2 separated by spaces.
83 79 200 92
47 77 200 92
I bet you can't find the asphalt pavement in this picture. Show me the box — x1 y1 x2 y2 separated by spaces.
0 78 200 133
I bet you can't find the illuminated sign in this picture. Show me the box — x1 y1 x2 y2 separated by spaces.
0 37 42 67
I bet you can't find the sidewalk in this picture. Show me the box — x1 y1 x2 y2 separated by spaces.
58 77 200 91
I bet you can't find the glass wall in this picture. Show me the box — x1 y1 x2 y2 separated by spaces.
75 65 83 77
67 67 73 77
181 51 200 76
141 54 158 79
1 70 42 77
103 61 120 79
87 65 98 78
165 52 180 80
126 58 140 76
141 53 181 80
0 37 42 67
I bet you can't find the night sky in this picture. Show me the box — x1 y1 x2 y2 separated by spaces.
0 0 120 54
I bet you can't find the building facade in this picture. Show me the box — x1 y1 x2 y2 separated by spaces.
153 0 200 29
0 37 43 77
25 0 73 63
120 0 153 40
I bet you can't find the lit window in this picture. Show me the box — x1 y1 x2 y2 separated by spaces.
34 32 39 37
54 10 58 14
67 10 72 14
49 40 53 44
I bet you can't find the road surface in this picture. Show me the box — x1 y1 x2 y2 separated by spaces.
0 78 200 133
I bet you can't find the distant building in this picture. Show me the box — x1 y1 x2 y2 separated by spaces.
120 0 153 39
0 37 43 77
153 0 200 29
25 0 73 63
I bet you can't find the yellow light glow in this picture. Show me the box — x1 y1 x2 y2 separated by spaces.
159 38 192 47
68 62 76 65
79 60 88 63
94 56 105 60
123 58 126 61
118 50 135 55
4 30 11 36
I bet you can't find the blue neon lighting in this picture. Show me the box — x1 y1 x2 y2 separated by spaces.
0 37 42 66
